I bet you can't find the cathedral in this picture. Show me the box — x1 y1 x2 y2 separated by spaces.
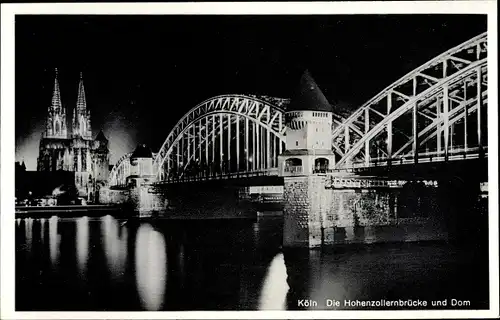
37 69 110 202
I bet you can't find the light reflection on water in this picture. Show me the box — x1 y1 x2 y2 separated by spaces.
40 218 46 245
134 223 167 311
48 216 59 267
15 214 488 311
75 216 89 275
306 250 353 309
258 252 289 310
101 215 128 280
24 218 33 252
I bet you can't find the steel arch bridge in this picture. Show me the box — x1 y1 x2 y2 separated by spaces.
332 32 488 168
107 32 488 187
108 152 133 187
154 95 289 182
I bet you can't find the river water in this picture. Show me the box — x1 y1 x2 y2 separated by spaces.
15 214 489 311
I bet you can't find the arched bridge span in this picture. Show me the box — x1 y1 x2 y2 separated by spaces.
154 95 288 182
332 32 488 168
107 32 488 187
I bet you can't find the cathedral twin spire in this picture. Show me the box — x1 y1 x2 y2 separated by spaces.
45 68 67 138
50 68 63 112
72 72 92 139
45 69 92 139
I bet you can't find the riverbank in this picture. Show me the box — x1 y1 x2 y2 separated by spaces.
15 205 259 220
15 204 124 218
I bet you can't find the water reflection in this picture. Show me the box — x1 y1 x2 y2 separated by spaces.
135 223 167 311
48 216 60 266
306 250 353 309
75 216 89 275
252 222 260 247
101 215 128 280
40 218 46 245
15 212 488 311
178 243 185 288
24 218 34 252
258 252 289 310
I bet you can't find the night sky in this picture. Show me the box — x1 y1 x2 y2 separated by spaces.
15 14 486 170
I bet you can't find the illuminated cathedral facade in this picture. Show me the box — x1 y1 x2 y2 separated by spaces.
37 69 110 201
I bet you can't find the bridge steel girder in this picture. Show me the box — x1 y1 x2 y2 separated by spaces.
166 110 286 180
336 61 487 168
108 152 133 187
154 95 287 181
332 32 488 169
173 111 282 177
393 91 488 158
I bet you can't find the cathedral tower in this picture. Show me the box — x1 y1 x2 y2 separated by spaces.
38 69 110 202
44 68 68 139
72 72 92 139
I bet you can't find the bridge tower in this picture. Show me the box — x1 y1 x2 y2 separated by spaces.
128 144 166 216
279 70 336 248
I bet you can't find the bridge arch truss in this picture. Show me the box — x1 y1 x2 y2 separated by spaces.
108 152 132 187
154 95 287 182
332 32 488 169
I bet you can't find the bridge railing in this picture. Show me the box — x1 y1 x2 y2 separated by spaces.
155 168 280 185
338 146 488 169
325 176 408 189
284 165 303 174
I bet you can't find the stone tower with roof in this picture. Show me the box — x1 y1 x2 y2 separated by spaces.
279 70 335 176
279 70 336 248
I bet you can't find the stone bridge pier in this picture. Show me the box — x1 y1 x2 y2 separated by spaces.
282 173 447 248
129 183 167 217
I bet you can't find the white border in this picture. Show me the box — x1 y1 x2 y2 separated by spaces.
1 1 498 319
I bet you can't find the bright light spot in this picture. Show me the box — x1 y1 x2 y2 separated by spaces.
49 216 60 267
52 185 66 196
25 218 34 253
76 216 89 275
101 215 128 280
480 182 488 193
135 223 167 311
40 218 46 244
258 252 289 310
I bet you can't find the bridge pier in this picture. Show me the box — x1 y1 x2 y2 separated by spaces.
283 175 330 248
282 173 450 248
129 183 167 217
283 174 393 248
